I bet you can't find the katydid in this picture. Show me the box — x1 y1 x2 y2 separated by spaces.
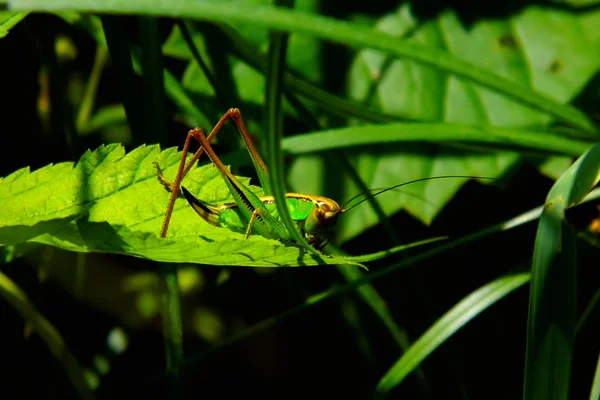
155 108 489 251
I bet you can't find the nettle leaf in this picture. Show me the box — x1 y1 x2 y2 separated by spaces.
334 4 600 243
0 144 342 267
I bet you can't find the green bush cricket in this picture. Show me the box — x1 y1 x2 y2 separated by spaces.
155 108 492 251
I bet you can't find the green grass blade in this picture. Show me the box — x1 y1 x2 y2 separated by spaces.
524 141 600 400
339 237 447 263
0 271 94 400
0 11 28 38
9 1 597 131
591 352 600 400
374 273 530 398
282 123 592 157
75 46 108 131
264 2 321 257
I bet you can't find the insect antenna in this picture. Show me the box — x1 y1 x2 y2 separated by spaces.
340 175 498 213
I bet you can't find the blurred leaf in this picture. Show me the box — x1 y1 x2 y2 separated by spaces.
539 156 573 180
374 272 530 398
342 3 600 242
0 11 28 38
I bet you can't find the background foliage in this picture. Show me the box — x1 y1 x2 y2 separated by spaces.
0 0 599 399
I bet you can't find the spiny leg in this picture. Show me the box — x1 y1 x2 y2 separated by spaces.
159 128 204 238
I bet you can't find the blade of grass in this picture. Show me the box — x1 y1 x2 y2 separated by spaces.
75 46 108 131
591 352 600 400
282 123 592 157
373 273 531 398
524 141 600 400
0 271 95 400
10 1 597 132
264 0 322 257
0 11 29 37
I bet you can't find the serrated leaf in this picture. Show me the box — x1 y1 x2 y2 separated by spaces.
0 144 361 267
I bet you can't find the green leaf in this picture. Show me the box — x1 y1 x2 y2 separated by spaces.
0 144 362 267
340 3 600 242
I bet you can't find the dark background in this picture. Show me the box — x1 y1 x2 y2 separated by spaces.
1 1 599 399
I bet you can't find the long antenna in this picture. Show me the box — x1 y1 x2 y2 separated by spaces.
340 175 497 213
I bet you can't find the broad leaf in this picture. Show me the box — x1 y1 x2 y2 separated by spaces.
335 4 600 242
